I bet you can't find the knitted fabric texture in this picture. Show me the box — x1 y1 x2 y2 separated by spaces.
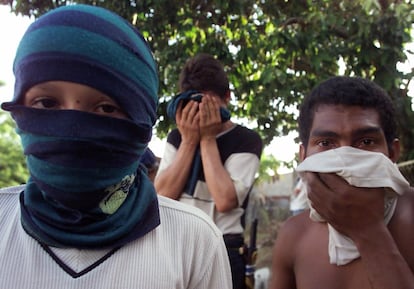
0 5 161 248
3 4 158 130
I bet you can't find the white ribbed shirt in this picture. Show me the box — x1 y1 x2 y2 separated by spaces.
0 185 232 289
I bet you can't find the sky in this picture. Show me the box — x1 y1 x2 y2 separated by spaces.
0 6 33 103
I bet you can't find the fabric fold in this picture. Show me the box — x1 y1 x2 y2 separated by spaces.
167 90 231 123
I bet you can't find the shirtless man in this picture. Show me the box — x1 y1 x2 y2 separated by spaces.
270 76 414 289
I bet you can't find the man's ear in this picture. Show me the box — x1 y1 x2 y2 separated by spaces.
389 138 401 163
299 144 306 162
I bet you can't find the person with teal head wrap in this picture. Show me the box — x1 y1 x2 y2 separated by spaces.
0 5 232 289
155 53 263 289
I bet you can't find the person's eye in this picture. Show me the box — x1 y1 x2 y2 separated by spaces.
358 138 375 147
315 139 339 151
95 102 128 119
99 104 118 114
30 97 59 109
317 139 334 147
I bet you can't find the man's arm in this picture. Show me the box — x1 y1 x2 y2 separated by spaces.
269 217 298 289
354 224 414 289
305 172 414 289
198 95 238 212
154 101 200 199
200 137 238 212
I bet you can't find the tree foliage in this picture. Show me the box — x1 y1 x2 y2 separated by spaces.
3 0 414 161
0 111 28 187
257 154 281 183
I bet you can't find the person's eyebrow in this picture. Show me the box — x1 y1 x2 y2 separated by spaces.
310 126 383 138
351 126 383 137
309 129 339 138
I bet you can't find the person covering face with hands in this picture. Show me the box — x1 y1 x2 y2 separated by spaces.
155 53 263 289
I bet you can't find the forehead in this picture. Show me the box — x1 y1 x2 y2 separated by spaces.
310 104 382 135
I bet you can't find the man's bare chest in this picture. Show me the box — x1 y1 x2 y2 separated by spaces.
293 224 372 289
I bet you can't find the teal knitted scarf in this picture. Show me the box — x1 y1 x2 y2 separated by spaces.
1 4 161 248
12 107 160 248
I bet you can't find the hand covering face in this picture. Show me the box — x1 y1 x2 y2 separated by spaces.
296 146 410 265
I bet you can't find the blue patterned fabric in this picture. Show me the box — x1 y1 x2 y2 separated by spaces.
141 148 157 169
1 5 161 248
167 90 231 123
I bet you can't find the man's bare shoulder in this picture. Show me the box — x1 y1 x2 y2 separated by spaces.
279 210 313 236
270 210 330 289
393 186 414 224
402 186 414 199
390 187 414 269
272 210 319 261
402 186 414 202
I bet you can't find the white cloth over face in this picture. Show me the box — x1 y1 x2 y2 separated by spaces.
296 146 410 266
290 179 309 212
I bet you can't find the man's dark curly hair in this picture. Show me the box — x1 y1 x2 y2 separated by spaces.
179 53 229 99
298 76 398 150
